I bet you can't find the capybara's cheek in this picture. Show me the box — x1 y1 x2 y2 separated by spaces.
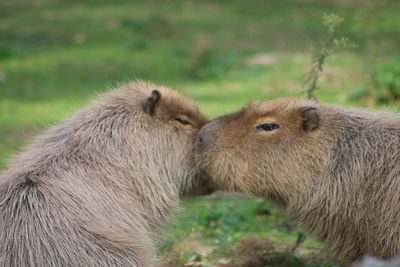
173 130 197 158
181 127 202 151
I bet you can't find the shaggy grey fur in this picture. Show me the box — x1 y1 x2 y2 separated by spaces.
0 81 210 267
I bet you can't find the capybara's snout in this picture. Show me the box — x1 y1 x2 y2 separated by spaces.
195 119 221 151
195 125 211 150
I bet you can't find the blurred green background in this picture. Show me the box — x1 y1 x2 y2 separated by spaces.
1 0 399 266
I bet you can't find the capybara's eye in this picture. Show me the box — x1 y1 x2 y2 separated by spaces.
256 123 279 132
175 118 192 126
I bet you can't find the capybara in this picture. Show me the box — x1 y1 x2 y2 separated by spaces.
0 81 213 267
195 97 400 261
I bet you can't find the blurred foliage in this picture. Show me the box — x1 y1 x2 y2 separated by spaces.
121 13 176 38
0 41 26 60
349 55 400 105
370 55 400 104
188 37 237 79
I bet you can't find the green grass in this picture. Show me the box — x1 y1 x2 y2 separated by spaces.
162 196 341 266
1 0 400 265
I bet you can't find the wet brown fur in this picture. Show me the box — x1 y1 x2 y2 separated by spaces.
0 81 212 266
196 97 400 261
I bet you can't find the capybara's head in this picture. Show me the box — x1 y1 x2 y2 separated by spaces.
195 97 324 204
103 82 214 197
94 82 212 197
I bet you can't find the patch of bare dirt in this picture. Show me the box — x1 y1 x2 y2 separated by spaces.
161 232 218 267
219 237 342 267
246 53 280 66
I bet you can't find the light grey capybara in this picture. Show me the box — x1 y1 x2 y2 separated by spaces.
0 81 213 267
195 97 400 261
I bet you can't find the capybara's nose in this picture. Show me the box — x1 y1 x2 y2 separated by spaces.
196 120 220 149
195 135 205 148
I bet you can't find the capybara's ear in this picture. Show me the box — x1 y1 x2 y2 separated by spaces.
142 90 161 116
298 106 319 131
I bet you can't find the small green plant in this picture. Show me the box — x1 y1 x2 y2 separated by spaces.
303 13 356 99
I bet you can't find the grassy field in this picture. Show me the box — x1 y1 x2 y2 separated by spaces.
1 0 399 266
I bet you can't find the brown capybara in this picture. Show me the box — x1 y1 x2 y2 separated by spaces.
195 97 400 261
0 81 213 267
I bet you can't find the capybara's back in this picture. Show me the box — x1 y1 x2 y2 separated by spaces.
0 175 141 266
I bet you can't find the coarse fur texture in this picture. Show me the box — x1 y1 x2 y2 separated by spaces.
0 81 212 267
195 97 400 261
